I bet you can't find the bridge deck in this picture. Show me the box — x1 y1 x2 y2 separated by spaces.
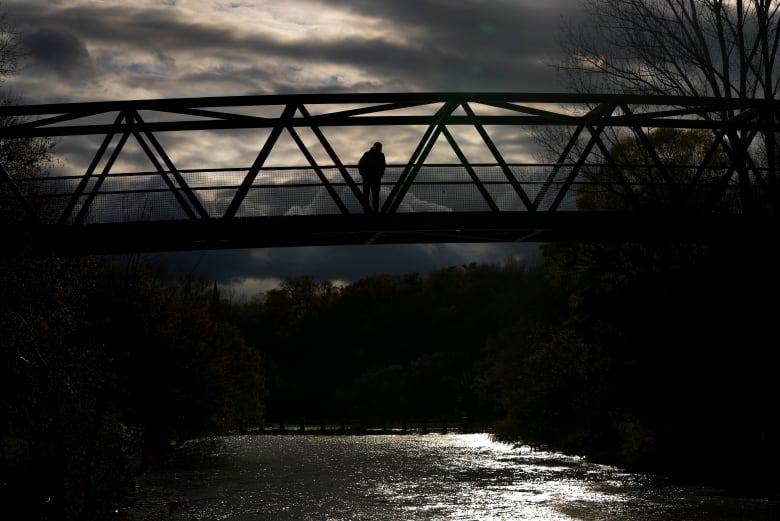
7 212 775 257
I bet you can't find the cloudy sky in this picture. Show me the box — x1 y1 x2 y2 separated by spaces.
3 0 583 296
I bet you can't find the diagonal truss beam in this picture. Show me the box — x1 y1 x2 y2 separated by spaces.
224 104 297 218
73 125 132 225
620 104 684 211
58 111 126 225
547 103 619 211
132 111 210 219
550 123 610 212
710 126 763 213
588 126 643 210
296 104 367 212
461 101 534 211
286 124 350 215
440 126 499 212
536 103 620 209
385 100 459 213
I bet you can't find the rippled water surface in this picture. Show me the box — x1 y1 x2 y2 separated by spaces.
125 434 777 520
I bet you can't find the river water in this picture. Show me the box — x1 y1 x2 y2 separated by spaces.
124 433 777 520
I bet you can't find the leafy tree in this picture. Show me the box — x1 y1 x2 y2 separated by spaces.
353 364 407 428
513 1 780 493
0 256 138 521
0 5 18 80
232 262 561 431
0 5 57 229
1 6 126 519
485 326 616 456
1 11 267 504
538 234 780 490
533 124 779 489
577 127 734 212
89 261 267 445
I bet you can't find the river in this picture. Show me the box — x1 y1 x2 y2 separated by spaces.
123 433 778 520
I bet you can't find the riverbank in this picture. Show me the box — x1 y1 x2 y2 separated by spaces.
239 420 492 436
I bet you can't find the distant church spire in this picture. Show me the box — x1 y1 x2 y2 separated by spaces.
210 280 219 311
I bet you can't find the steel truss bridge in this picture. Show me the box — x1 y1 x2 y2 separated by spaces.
1 92 777 256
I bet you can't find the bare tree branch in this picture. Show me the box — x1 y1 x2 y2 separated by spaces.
558 0 779 100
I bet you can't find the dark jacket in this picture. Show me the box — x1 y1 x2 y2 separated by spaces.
359 148 385 181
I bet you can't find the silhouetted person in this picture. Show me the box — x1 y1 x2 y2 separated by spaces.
358 142 385 212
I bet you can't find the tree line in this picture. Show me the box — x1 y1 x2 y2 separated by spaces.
0 255 267 520
215 260 565 433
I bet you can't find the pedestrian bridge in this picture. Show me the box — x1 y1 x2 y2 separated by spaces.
0 92 777 256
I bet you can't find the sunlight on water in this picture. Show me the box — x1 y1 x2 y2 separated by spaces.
125 433 778 521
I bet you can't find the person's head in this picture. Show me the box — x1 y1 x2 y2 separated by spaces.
372 142 382 151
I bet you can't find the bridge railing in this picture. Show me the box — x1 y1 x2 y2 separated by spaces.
2 163 753 225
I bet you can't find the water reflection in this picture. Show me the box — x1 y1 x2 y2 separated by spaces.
125 433 777 520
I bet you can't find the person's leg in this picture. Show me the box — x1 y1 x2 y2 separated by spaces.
372 181 380 212
362 180 371 212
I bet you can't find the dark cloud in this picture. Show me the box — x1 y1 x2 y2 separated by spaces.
7 0 582 95
157 242 541 286
318 0 561 55
19 26 93 80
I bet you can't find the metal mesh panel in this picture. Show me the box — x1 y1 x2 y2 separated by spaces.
413 165 473 183
180 170 248 188
487 184 525 211
236 186 345 217
198 188 238 218
82 191 191 223
1 163 766 224
397 184 493 213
